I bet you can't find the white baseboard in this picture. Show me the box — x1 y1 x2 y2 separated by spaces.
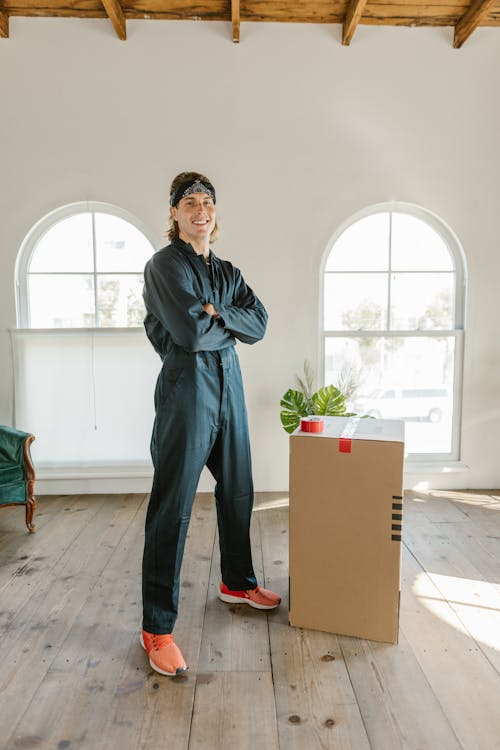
34 463 216 495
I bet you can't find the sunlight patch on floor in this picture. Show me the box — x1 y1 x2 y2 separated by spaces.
253 494 289 512
413 571 500 652
428 490 500 508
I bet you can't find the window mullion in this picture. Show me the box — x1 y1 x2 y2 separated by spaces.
91 212 99 327
387 211 392 332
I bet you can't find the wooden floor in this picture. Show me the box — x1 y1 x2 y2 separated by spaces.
0 489 499 750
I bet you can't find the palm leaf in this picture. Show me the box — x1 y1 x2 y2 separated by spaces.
311 385 347 416
280 388 310 434
280 411 301 434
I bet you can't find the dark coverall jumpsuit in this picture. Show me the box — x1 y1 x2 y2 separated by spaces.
142 237 268 635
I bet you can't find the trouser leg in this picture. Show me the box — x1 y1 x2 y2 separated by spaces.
142 359 220 634
206 352 257 591
142 450 208 634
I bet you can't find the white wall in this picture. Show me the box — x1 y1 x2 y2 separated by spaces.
1 18 500 491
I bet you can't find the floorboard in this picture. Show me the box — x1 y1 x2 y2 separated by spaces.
198 514 270 673
189 671 279 750
0 489 499 750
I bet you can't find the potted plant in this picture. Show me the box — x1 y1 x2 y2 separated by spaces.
280 361 359 434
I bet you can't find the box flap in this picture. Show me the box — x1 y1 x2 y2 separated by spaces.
292 415 404 444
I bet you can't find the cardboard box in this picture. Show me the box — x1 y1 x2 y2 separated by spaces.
289 415 405 644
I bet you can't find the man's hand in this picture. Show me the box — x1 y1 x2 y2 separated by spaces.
203 303 219 318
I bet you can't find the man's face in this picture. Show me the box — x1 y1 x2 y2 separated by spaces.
170 192 216 247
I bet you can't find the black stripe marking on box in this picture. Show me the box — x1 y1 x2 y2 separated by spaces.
392 523 402 531
391 534 402 542
392 495 403 500
392 513 403 521
392 502 403 511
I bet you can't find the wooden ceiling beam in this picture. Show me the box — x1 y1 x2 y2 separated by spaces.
101 0 126 40
343 0 369 45
453 0 497 48
0 10 9 37
232 0 240 43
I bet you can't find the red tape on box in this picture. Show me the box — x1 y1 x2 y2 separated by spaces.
300 417 324 433
338 437 352 453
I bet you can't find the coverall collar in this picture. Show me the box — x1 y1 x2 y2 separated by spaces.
172 236 213 262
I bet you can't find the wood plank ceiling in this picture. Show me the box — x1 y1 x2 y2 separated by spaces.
1 0 499 47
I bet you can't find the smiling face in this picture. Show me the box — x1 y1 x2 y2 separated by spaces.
170 192 216 253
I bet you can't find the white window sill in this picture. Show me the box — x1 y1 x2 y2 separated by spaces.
36 462 153 480
12 327 144 334
404 460 469 475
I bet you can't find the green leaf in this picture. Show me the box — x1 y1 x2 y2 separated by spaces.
280 388 309 415
311 385 347 416
280 411 301 434
280 388 311 433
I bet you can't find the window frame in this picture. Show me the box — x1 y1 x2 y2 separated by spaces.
15 201 157 329
319 201 467 464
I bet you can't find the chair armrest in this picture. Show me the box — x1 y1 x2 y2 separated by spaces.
23 434 36 483
0 425 35 469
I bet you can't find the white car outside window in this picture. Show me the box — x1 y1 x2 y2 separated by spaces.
359 387 450 422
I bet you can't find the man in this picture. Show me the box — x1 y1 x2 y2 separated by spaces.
141 171 280 676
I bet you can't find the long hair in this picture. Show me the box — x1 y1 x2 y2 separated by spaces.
167 171 219 243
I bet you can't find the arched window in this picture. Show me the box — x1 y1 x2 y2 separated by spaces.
16 202 155 328
12 203 159 469
322 203 466 461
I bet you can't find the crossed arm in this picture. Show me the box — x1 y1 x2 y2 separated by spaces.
144 254 268 352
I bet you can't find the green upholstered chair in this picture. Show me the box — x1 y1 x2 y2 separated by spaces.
0 425 36 533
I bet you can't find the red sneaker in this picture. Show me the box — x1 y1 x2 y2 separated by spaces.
140 630 187 676
219 582 281 610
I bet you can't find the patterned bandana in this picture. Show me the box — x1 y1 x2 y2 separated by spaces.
170 178 216 207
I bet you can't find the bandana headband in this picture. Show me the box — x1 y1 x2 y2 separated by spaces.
170 178 216 207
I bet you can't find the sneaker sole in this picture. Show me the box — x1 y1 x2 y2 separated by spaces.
140 633 187 677
218 591 280 610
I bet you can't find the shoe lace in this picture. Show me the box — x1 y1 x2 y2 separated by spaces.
150 633 173 650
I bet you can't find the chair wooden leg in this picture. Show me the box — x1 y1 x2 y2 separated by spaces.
25 482 36 533
24 437 37 533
